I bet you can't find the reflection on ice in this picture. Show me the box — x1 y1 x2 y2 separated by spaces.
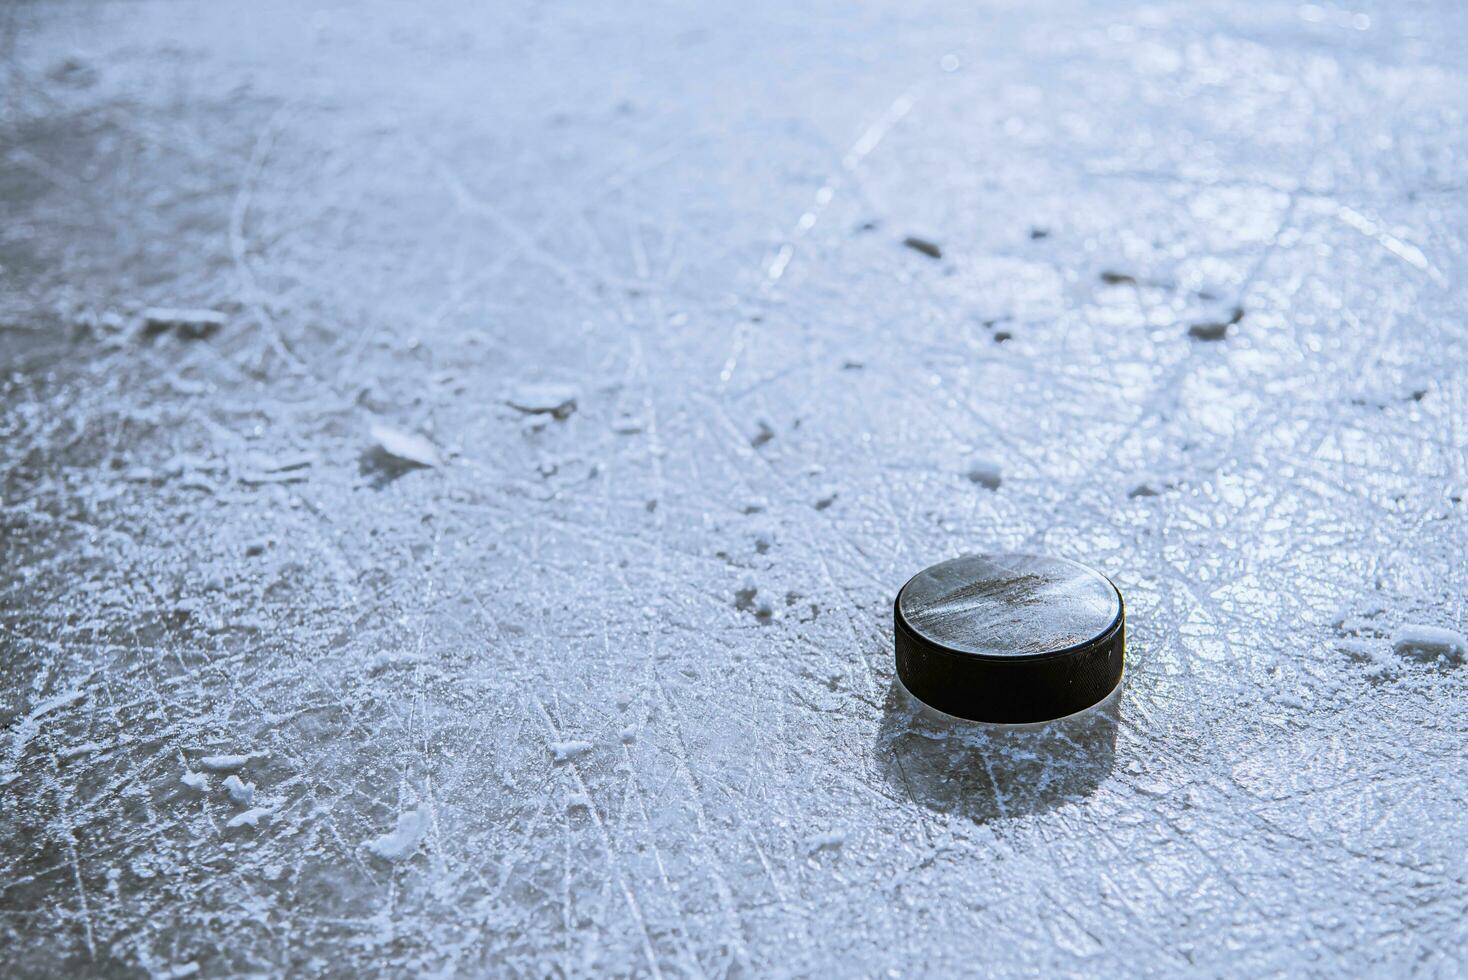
877 679 1120 823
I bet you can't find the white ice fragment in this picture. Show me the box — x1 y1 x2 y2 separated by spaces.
370 423 442 468
507 383 579 419
168 376 209 396
226 807 272 829
257 450 316 472
28 689 85 720
611 414 644 434
368 651 421 674
619 725 638 743
238 450 312 485
1132 777 1171 797
160 963 200 979
238 469 309 487
222 774 256 806
162 452 222 478
59 741 104 761
140 307 226 339
1391 624 1467 663
365 809 427 860
965 458 1002 490
549 739 593 763
807 830 847 853
567 792 592 811
180 771 209 791
198 752 264 773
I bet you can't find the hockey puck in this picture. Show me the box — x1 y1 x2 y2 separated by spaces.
894 553 1124 723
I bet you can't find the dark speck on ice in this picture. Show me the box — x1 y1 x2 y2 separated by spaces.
902 236 942 259
140 307 226 340
1188 306 1244 341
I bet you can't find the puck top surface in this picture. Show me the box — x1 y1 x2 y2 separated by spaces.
897 553 1121 659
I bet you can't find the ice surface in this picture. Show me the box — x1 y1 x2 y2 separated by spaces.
3 0 1468 975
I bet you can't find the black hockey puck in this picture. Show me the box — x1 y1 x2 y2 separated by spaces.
894 553 1124 723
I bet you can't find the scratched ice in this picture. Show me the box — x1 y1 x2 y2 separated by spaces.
3 1 1467 976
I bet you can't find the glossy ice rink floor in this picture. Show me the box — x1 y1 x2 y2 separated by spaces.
3 1 1466 975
